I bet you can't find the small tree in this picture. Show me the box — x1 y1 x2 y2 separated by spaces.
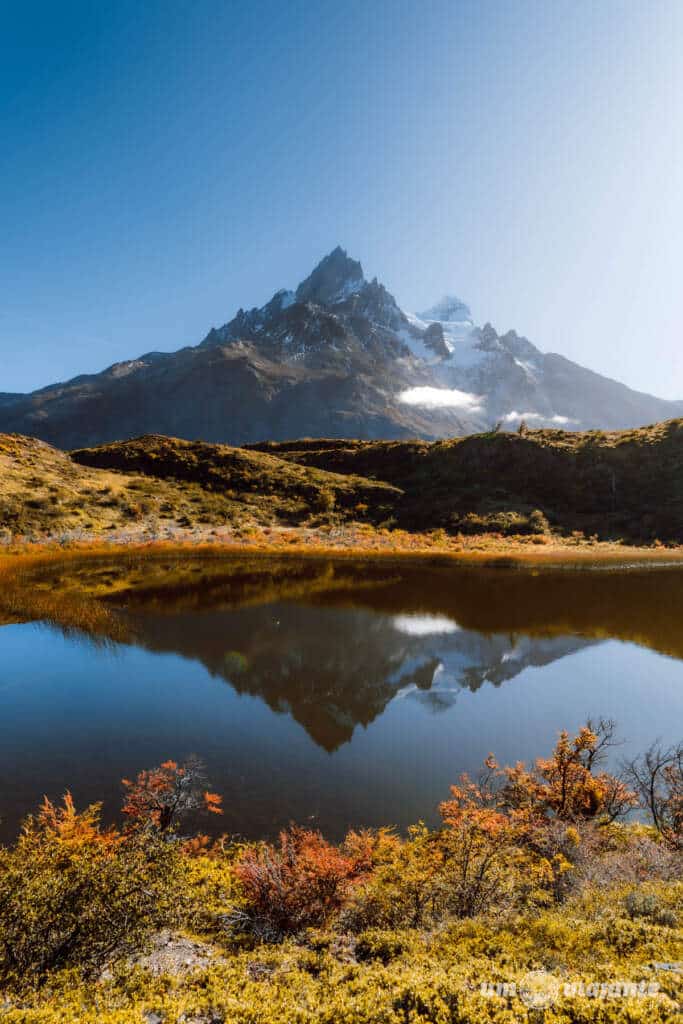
439 760 533 916
122 757 223 833
439 723 637 910
523 720 636 823
624 742 683 850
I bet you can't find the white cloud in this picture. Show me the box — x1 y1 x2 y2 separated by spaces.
398 386 483 412
502 410 577 426
393 614 460 636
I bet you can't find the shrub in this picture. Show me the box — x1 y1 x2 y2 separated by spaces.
439 773 546 916
449 510 549 537
438 723 637 910
497 720 637 823
0 794 184 986
624 742 683 849
182 844 245 937
528 508 550 534
233 826 366 940
355 929 406 964
340 824 450 930
567 823 683 893
625 890 678 928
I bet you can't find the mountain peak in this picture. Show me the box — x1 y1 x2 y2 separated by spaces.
419 295 473 324
295 247 365 306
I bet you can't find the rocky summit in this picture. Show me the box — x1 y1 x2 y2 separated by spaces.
1 248 681 448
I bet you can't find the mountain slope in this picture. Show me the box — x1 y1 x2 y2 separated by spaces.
1 247 680 446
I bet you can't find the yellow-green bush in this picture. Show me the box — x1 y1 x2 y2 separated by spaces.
2 893 680 1023
0 795 184 987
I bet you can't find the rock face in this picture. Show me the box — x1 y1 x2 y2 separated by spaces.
294 245 364 305
1 248 681 447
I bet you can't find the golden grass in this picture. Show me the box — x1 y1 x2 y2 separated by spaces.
0 553 132 641
3 529 683 574
0 533 681 568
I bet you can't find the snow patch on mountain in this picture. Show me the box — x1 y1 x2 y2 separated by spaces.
398 385 484 412
513 358 540 381
413 298 475 349
405 310 484 368
333 275 365 302
396 327 441 363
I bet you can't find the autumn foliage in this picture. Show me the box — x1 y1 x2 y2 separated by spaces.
122 757 223 832
441 720 637 828
435 722 639 911
0 728 679 1002
233 826 369 940
0 793 182 986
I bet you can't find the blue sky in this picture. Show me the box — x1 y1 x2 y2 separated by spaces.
2 1 682 396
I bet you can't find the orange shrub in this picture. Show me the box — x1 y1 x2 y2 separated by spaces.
234 826 368 940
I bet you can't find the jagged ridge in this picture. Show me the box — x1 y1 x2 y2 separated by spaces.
0 247 681 448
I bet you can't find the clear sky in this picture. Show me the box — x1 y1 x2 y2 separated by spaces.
2 1 682 397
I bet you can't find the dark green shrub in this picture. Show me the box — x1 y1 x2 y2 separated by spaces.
528 508 550 534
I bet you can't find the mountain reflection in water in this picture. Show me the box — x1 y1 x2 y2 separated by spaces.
122 602 598 751
0 555 681 839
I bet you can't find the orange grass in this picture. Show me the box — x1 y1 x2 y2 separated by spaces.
2 527 683 577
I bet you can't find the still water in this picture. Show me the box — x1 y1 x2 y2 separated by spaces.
1 556 682 840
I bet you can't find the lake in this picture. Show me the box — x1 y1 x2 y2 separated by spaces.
1 554 682 841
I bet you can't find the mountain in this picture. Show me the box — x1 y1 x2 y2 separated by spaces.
1 246 681 447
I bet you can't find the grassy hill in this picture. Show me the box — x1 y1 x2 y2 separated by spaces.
249 418 683 542
71 434 398 515
2 419 683 543
0 433 398 539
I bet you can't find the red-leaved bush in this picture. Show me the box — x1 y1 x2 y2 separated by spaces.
233 826 367 940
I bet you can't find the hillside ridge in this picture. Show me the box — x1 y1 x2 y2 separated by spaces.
1 418 683 544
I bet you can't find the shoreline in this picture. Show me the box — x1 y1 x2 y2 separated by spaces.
2 526 683 574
